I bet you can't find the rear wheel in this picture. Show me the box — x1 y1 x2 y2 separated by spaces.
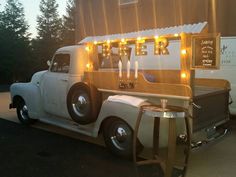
16 99 36 125
103 117 143 159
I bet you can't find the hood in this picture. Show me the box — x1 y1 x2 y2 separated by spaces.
31 70 47 85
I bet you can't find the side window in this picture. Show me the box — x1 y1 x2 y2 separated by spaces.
51 54 70 73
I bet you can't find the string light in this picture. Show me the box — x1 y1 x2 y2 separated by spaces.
154 35 159 39
181 72 187 79
181 49 187 55
174 33 179 37
85 46 90 52
86 63 93 70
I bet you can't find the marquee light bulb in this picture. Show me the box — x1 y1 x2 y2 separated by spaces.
137 37 142 41
174 33 179 37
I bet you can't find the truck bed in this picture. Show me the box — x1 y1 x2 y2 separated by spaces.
192 86 229 132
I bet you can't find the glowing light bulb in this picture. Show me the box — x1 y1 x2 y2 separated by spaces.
93 41 98 45
137 37 142 41
85 46 90 52
154 35 159 40
86 63 93 70
107 40 111 44
181 72 187 79
174 33 179 37
121 38 125 43
181 49 187 55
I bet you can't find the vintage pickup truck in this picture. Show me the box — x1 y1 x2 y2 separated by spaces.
9 23 230 161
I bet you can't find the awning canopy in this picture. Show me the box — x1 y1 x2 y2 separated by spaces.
79 21 207 44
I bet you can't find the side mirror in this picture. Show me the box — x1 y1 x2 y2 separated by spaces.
47 60 51 67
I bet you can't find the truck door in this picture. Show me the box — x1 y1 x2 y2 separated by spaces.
40 53 70 118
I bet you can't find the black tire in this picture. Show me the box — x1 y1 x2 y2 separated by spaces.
67 83 102 125
103 117 143 159
16 99 36 125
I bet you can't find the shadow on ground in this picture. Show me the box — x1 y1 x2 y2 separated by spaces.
0 118 165 177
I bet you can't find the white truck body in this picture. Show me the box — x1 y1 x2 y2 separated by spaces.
9 25 231 158
9 44 184 147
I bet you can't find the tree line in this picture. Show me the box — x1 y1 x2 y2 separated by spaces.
0 0 76 84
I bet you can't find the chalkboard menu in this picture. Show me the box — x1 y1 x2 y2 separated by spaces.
192 34 220 69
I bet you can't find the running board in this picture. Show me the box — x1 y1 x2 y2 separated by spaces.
191 128 229 151
39 116 97 137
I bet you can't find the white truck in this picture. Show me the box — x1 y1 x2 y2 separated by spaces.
9 23 231 160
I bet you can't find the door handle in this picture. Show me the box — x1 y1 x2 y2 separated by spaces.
60 78 68 82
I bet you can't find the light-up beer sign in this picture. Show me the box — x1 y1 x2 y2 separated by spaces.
154 37 169 55
118 40 129 57
97 35 173 57
102 41 112 58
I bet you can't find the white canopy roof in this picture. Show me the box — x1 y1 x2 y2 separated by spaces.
79 21 207 44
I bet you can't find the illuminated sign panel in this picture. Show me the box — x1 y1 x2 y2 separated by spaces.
154 37 169 55
192 34 220 69
118 42 129 56
102 42 112 58
135 40 147 56
99 36 172 57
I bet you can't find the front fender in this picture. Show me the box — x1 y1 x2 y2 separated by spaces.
10 82 43 118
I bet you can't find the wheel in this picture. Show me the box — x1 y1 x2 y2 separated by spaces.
103 117 143 159
67 83 101 125
16 99 36 125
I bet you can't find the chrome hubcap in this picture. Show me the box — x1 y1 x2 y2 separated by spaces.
72 94 89 117
111 125 131 150
20 105 29 120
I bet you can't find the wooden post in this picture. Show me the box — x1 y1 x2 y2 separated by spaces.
180 33 194 94
165 119 177 177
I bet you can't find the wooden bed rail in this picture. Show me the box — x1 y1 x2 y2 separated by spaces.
195 78 231 90
84 71 192 98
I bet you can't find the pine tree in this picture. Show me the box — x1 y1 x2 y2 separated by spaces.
61 0 76 46
0 0 31 84
34 0 62 69
37 0 62 41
